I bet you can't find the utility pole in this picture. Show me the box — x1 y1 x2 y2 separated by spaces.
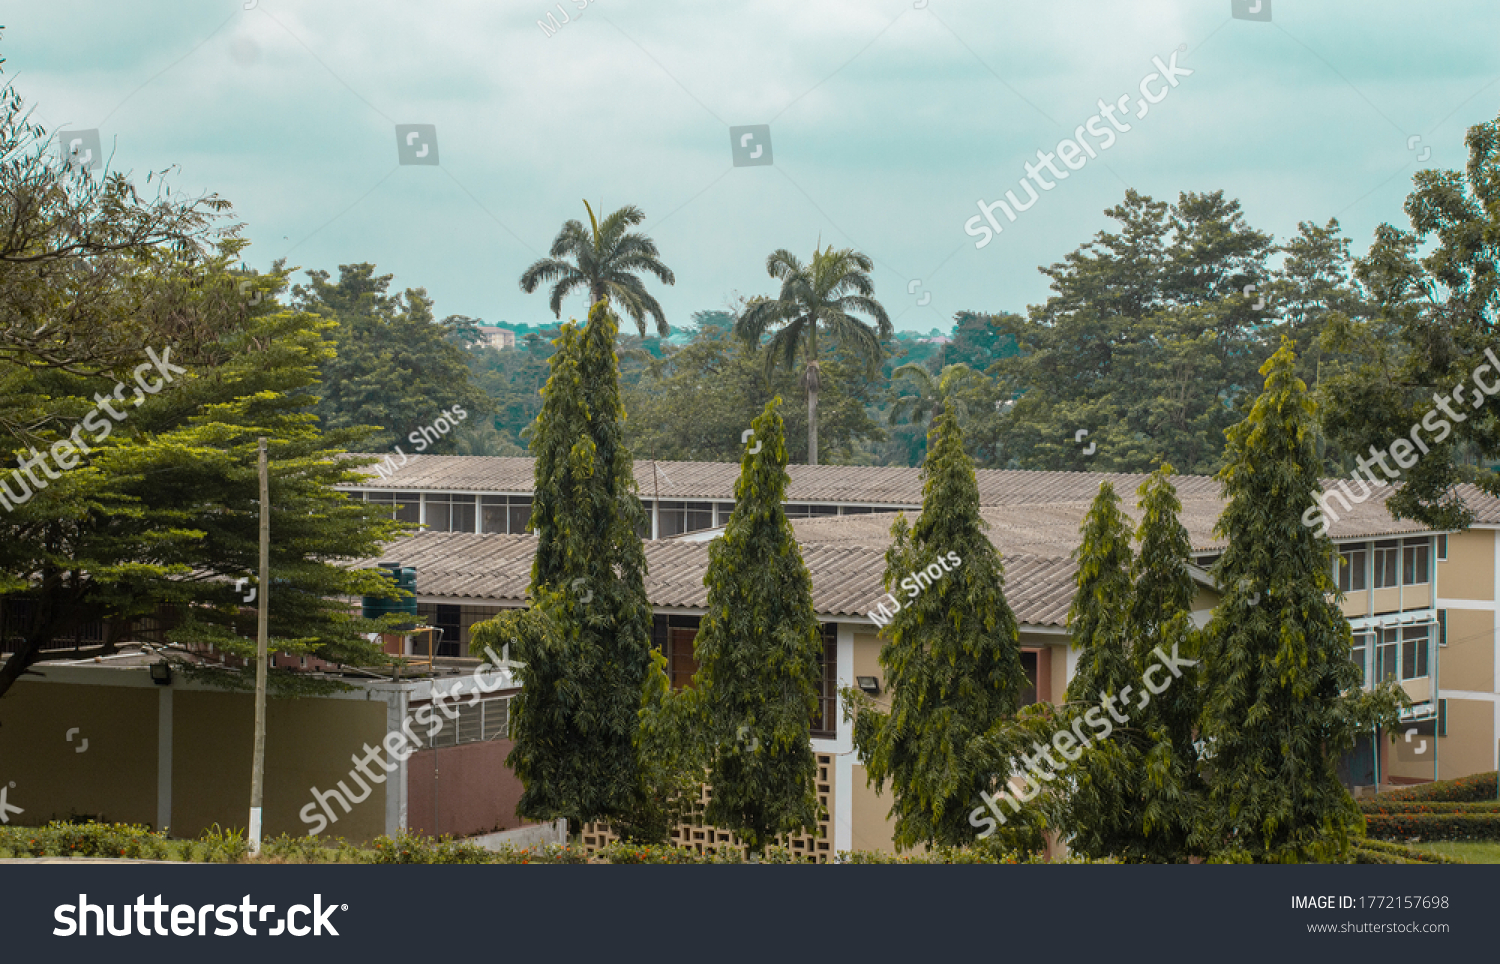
249 437 270 855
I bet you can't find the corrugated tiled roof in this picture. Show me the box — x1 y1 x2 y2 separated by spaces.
343 456 1500 630
339 455 1500 533
351 532 1081 628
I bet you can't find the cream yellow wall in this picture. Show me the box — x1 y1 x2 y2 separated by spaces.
849 763 902 854
1340 592 1371 619
1441 528 1494 602
0 680 159 826
171 689 390 841
1440 607 1493 692
1440 700 1494 780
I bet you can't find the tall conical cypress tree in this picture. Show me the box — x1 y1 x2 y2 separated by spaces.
1197 337 1371 863
694 397 824 853
1057 482 1139 858
849 408 1029 849
487 298 654 828
1065 482 1136 703
1124 465 1206 860
1062 468 1206 862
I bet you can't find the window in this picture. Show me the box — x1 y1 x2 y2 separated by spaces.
811 623 838 738
715 503 735 527
480 495 532 534
638 501 653 539
783 504 839 519
1402 625 1430 680
366 490 419 524
1402 539 1430 585
658 501 714 538
1373 540 1400 588
423 696 511 748
1437 534 1448 561
425 493 476 533
1350 632 1370 686
841 506 877 515
1337 547 1368 593
1020 651 1039 705
435 604 462 657
1438 609 1448 647
1375 627 1400 682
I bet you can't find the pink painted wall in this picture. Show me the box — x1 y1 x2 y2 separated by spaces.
405 738 531 839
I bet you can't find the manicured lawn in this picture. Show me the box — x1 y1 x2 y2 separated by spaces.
1412 841 1500 863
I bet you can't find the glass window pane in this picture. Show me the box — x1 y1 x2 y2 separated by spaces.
427 708 456 747
482 699 509 741
812 625 838 736
395 497 419 524
456 702 483 744
452 497 476 533
658 501 685 537
482 503 507 533
685 502 713 533
426 495 451 532
509 499 532 534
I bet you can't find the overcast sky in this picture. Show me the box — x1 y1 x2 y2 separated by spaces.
6 1 1498 334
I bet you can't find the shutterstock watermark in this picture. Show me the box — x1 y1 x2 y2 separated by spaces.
964 48 1192 249
1302 347 1500 536
54 894 344 937
0 346 186 514
968 642 1200 838
867 551 963 627
299 645 520 834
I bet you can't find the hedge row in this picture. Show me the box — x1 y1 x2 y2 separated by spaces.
0 822 251 862
1379 772 1499 803
0 823 1082 864
1360 801 1500 815
1353 839 1463 864
1362 812 1500 842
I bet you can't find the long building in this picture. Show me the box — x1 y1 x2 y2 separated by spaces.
337 455 1500 854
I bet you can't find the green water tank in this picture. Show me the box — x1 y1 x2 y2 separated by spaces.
363 563 417 627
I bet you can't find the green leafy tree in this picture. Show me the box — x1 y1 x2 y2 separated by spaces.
292 263 492 453
888 362 984 429
1196 338 1402 862
0 36 233 377
0 254 408 699
1062 468 1205 862
519 201 676 337
735 244 892 465
990 190 1274 474
691 398 823 853
846 408 1029 848
623 327 884 463
1063 483 1136 706
478 299 655 829
1318 109 1500 529
612 650 711 845
1053 482 1138 857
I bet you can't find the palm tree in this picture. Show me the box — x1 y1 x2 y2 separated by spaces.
888 361 983 428
519 201 675 337
735 244 892 465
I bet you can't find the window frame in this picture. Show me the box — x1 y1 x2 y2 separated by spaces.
1337 546 1368 593
1373 540 1400 589
1401 538 1430 586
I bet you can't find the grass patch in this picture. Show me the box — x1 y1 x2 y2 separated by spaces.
1411 840 1500 864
